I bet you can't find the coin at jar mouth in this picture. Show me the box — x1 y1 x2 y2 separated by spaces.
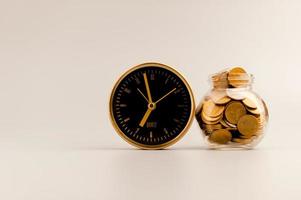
237 114 259 137
202 99 225 118
229 67 247 74
212 70 228 81
210 91 231 105
209 129 232 144
225 101 247 124
228 67 249 87
227 72 250 80
226 90 246 100
228 80 250 88
212 71 229 88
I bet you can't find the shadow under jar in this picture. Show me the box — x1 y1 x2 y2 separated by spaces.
196 67 269 149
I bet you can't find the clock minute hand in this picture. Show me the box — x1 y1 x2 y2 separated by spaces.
143 73 153 103
155 88 177 104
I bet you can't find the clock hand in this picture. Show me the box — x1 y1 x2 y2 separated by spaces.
137 88 148 103
139 108 152 127
139 88 176 127
139 102 156 127
143 73 153 103
154 88 177 104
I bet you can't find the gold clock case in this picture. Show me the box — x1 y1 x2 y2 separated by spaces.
109 62 195 149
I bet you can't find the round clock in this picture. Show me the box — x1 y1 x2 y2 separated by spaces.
109 62 195 149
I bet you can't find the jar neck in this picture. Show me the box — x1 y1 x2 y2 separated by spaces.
209 72 254 90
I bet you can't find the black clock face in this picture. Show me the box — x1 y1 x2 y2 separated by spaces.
110 63 194 149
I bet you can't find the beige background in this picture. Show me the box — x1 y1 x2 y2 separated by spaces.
1 0 301 199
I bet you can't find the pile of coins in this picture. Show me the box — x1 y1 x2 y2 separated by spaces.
196 67 268 146
211 67 252 88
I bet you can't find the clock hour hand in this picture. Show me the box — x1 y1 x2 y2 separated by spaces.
139 108 152 127
139 102 156 127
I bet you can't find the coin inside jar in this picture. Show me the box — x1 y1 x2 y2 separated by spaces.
242 98 258 109
210 90 231 105
225 101 246 124
202 99 225 118
209 129 232 144
237 115 259 137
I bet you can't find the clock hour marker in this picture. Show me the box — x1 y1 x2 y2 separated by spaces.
174 88 182 95
135 77 141 84
163 128 168 134
150 73 155 80
177 104 187 108
124 117 130 122
173 118 180 123
165 75 171 84
150 131 153 138
120 104 127 107
124 88 131 94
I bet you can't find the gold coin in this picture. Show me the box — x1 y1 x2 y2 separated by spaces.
237 115 259 137
211 71 229 88
202 99 225 118
209 129 232 144
228 80 249 88
246 107 261 115
220 119 231 128
204 124 223 133
228 67 249 88
213 82 229 89
225 101 246 124
239 134 254 139
224 119 237 128
242 98 257 109
232 138 254 145
211 93 231 105
226 90 246 100
226 127 237 131
227 73 250 81
201 111 222 124
228 67 246 75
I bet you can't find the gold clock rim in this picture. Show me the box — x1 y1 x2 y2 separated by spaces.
109 62 195 150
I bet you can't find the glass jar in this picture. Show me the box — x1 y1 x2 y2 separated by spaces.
195 67 269 149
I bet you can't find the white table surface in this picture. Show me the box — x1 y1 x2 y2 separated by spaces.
0 129 300 200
